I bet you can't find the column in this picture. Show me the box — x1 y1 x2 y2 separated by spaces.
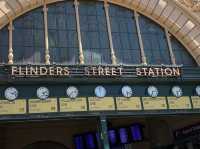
74 0 84 64
8 21 13 64
43 0 50 65
165 28 176 65
104 0 117 65
134 11 147 65
99 115 110 149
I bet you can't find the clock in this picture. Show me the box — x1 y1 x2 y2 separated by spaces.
147 86 158 97
95 86 106 98
122 85 133 98
172 86 183 97
66 86 79 99
195 85 200 96
4 87 18 101
37 87 49 100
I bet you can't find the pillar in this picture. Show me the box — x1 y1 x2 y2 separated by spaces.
99 115 110 149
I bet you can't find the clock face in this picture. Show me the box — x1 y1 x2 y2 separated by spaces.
95 86 106 98
122 86 133 98
172 86 183 97
66 86 79 99
4 87 18 101
37 87 49 100
196 86 200 96
147 86 158 97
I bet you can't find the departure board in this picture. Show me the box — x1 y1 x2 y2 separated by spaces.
60 98 87 112
29 98 58 113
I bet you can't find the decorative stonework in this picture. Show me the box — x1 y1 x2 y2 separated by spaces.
179 0 200 11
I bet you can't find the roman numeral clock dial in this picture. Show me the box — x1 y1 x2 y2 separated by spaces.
37 87 49 100
172 86 183 98
122 86 133 98
66 86 79 99
147 86 159 98
196 85 200 96
95 86 106 98
4 87 18 101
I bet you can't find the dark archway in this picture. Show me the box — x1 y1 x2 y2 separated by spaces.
22 141 69 149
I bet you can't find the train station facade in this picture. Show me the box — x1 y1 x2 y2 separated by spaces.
0 0 200 149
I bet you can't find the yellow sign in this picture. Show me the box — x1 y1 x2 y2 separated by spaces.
0 99 26 115
168 96 191 109
116 97 141 110
142 97 167 110
191 96 200 109
60 98 87 112
29 98 58 113
88 97 115 111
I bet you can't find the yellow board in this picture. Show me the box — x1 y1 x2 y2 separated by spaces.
60 98 87 112
88 97 115 111
29 98 58 113
168 96 191 109
0 99 26 115
191 96 200 109
116 97 141 110
142 97 167 110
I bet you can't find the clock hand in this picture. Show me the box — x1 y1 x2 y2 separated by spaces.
99 87 102 96
126 91 129 97
126 91 131 96
43 91 48 96
177 90 181 97
150 91 153 96
70 91 75 97
11 92 16 95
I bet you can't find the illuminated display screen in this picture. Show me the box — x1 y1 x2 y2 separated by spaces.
108 129 118 146
119 127 129 144
130 124 143 141
85 133 96 149
74 123 144 148
95 133 100 147
74 135 85 149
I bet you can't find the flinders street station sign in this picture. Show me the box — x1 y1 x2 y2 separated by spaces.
9 65 181 78
0 64 199 119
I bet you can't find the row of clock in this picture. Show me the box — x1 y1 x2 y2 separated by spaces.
4 85 200 101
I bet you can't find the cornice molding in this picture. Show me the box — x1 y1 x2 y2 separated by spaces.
179 0 200 11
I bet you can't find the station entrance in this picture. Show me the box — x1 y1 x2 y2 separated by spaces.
0 115 199 149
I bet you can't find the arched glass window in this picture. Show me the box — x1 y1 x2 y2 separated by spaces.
13 7 45 64
79 1 111 64
0 26 8 63
48 1 79 64
0 1 198 66
171 36 197 66
139 15 171 65
109 5 140 64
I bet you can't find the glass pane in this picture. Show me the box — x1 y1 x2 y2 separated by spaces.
109 5 140 64
0 26 8 63
48 1 79 64
139 15 170 65
79 1 111 64
171 36 197 66
0 0 196 67
13 7 45 64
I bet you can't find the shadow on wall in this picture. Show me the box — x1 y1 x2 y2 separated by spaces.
22 141 69 149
